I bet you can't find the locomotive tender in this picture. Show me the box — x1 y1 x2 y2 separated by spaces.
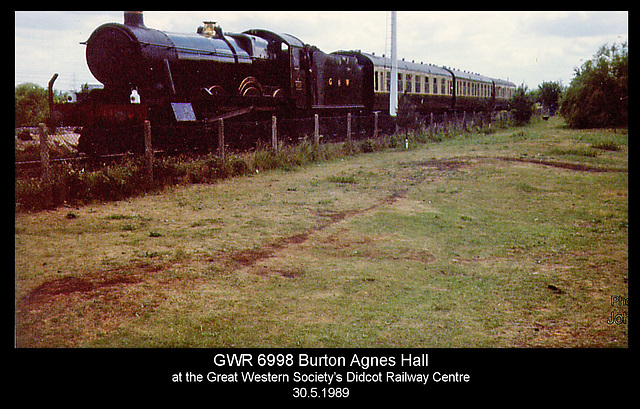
66 11 515 154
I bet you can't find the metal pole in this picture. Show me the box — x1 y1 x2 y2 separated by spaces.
390 11 398 117
48 73 58 116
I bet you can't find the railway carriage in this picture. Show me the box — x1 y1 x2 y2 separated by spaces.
493 77 516 108
365 52 454 113
354 51 515 114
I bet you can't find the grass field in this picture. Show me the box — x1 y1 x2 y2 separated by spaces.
15 116 628 347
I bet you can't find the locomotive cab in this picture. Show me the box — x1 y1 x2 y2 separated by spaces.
242 29 309 108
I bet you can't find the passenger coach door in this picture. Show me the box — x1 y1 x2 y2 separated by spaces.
290 46 308 109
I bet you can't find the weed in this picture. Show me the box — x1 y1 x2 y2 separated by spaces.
591 140 620 151
328 174 358 184
549 147 598 157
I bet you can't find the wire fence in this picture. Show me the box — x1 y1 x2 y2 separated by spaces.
16 110 508 163
15 110 511 210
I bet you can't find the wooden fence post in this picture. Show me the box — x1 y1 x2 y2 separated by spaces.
144 120 153 184
429 112 434 136
38 123 51 204
347 113 352 143
271 115 278 152
218 118 225 160
314 113 320 148
373 112 379 139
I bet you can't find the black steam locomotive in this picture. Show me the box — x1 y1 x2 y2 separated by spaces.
71 11 371 154
60 11 513 154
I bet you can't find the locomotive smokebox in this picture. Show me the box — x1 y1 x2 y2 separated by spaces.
124 11 145 28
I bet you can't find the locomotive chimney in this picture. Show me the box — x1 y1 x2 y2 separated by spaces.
124 11 145 28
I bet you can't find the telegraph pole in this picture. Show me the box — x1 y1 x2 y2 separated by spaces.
390 11 398 117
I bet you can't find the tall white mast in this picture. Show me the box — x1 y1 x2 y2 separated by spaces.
389 11 398 117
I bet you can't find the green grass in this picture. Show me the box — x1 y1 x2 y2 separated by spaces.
15 116 628 347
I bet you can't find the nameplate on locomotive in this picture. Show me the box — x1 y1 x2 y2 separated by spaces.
171 102 197 122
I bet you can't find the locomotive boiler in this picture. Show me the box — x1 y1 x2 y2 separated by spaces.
76 11 371 154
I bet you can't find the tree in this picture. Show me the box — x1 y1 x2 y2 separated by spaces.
560 42 628 128
15 83 48 127
510 84 534 125
537 81 563 115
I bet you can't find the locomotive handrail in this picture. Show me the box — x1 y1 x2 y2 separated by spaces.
311 104 367 110
138 40 240 60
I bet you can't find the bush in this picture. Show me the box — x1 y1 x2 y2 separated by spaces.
560 42 628 128
227 156 251 176
537 81 564 115
15 83 48 127
510 85 534 125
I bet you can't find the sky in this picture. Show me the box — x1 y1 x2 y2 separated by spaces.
15 10 628 93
